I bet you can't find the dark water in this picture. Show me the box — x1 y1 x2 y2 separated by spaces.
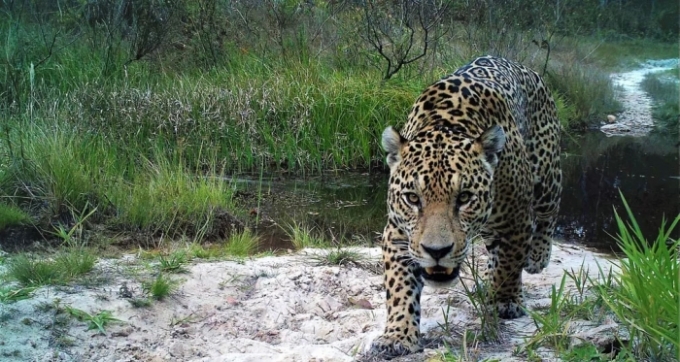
237 132 679 254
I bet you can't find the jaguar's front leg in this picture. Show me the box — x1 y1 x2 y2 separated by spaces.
485 232 529 319
370 223 424 358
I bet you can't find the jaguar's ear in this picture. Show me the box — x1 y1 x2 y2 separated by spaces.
477 124 505 170
382 126 406 169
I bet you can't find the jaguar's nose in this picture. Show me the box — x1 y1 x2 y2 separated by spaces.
422 244 453 260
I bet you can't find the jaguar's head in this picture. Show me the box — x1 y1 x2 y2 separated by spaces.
382 124 505 286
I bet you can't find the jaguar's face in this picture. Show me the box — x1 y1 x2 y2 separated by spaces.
382 124 504 285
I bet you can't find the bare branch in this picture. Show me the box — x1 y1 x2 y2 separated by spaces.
359 0 449 80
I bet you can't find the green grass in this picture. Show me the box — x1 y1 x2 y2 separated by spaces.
107 154 235 238
521 194 679 361
65 306 122 335
0 286 35 304
157 251 189 273
223 229 259 257
641 71 679 136
0 121 237 240
588 39 680 70
0 11 674 251
0 126 113 216
525 274 576 352
143 273 178 301
187 242 228 259
6 250 96 287
459 254 502 344
285 222 330 249
311 248 365 267
546 61 619 129
0 203 29 230
46 62 418 174
592 194 679 360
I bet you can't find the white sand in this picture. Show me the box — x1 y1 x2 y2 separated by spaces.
0 243 617 362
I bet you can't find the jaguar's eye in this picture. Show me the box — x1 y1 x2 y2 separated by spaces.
402 192 420 207
457 191 472 205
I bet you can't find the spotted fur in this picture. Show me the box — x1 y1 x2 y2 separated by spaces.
370 56 562 357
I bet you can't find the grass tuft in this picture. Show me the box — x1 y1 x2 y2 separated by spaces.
0 286 35 304
157 251 189 273
65 306 122 335
311 248 365 267
7 250 96 287
285 222 330 249
592 193 679 360
642 71 679 136
223 229 259 257
143 273 178 301
0 203 30 230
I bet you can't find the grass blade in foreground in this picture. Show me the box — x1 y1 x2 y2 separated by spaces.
595 192 679 360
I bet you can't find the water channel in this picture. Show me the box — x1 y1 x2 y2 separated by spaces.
236 60 680 254
233 129 678 254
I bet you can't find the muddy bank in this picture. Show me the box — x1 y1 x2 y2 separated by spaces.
0 243 616 361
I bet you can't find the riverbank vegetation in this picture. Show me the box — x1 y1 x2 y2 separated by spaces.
0 1 677 249
642 69 679 137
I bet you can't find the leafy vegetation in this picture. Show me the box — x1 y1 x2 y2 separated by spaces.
311 248 366 267
157 251 189 273
285 222 330 249
221 229 259 257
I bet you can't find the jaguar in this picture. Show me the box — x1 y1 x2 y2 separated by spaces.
371 55 562 357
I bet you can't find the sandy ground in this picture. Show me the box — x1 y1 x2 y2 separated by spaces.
0 243 617 362
600 58 679 137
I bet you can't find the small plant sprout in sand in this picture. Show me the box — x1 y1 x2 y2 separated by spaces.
143 273 179 301
65 306 122 335
157 250 189 273
459 250 502 344
0 286 35 304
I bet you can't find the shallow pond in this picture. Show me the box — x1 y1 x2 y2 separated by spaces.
236 131 679 254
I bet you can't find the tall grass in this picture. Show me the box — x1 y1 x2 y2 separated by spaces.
593 194 679 361
545 58 620 128
107 153 234 237
1 11 673 247
0 120 236 239
0 124 117 216
641 71 679 137
7 250 96 287
223 229 259 257
46 61 420 173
